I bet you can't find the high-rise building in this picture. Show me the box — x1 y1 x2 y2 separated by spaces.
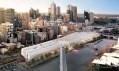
5 8 15 23
0 22 13 43
0 8 5 24
56 6 60 18
29 8 37 19
21 13 30 30
48 8 51 15
67 5 73 21
84 11 90 21
84 11 90 25
13 13 24 33
72 6 77 22
84 11 94 25
89 12 94 24
50 2 56 21
36 9 40 18
67 5 77 22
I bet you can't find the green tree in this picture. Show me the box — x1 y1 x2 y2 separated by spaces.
73 43 79 49
54 50 58 55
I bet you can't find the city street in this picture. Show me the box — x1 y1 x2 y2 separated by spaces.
31 39 116 71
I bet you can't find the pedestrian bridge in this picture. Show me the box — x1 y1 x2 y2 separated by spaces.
60 47 67 71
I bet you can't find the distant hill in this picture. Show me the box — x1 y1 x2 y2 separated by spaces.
77 13 119 17
41 13 119 18
94 14 119 17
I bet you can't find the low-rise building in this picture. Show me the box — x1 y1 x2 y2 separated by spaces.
92 38 119 71
1 42 16 51
21 32 100 61
0 22 13 43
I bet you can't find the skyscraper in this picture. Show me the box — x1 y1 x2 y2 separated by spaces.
56 6 60 18
48 8 51 15
72 6 77 22
67 5 73 21
50 2 56 21
67 5 77 22
29 8 37 19
84 11 94 25
5 8 15 23
36 9 40 18
84 11 90 21
21 13 30 30
0 8 5 24
89 12 94 24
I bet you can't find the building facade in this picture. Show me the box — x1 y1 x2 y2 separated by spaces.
72 6 77 22
67 5 77 22
0 8 5 24
0 22 13 43
84 11 94 25
21 13 30 30
50 2 56 21
64 14 70 22
29 8 37 19
5 8 15 23
56 6 60 18
48 8 51 16
67 5 73 21
89 12 94 24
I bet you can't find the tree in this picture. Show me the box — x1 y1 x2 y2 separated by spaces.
40 55 44 61
31 59 36 64
65 47 69 52
73 43 79 49
54 50 58 55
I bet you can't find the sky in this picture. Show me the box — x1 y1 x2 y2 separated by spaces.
0 0 119 14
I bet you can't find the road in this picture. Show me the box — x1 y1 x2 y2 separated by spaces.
31 39 116 71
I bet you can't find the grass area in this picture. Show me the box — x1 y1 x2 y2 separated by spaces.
72 43 84 49
4 48 21 55
30 52 58 65
10 48 21 54
0 57 13 65
91 35 103 42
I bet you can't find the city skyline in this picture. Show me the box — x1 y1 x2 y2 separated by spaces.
0 0 119 14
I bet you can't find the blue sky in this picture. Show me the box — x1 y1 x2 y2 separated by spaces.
0 0 119 14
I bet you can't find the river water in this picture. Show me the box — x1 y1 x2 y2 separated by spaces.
31 39 116 71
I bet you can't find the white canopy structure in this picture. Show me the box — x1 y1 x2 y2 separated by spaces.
21 32 100 61
92 53 119 67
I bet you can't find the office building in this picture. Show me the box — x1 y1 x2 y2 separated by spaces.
26 31 34 45
36 9 40 18
48 8 51 16
67 5 77 22
5 8 15 23
56 6 60 18
67 5 73 21
50 2 56 21
0 8 5 24
89 12 94 24
72 6 77 22
21 13 30 30
0 22 13 43
13 15 22 33
84 11 90 21
29 8 37 19
84 11 94 25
